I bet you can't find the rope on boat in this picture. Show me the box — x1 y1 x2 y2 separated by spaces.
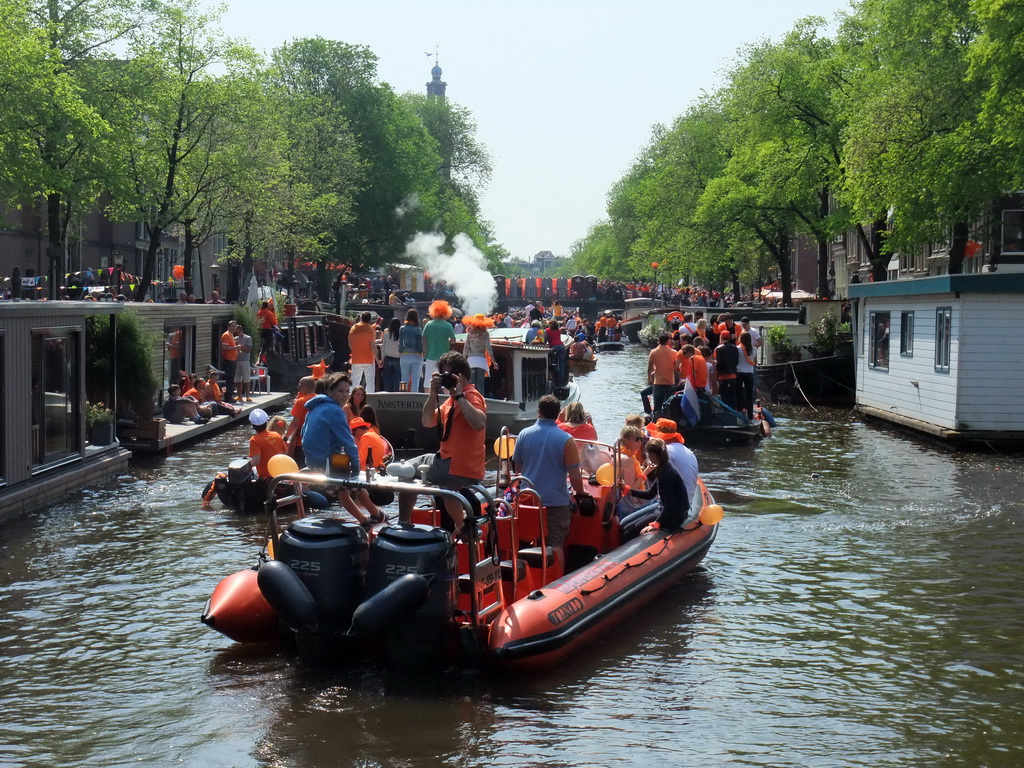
579 537 671 596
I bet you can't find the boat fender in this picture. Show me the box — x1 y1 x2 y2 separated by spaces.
384 461 417 480
256 560 319 634
201 479 218 504
347 573 431 637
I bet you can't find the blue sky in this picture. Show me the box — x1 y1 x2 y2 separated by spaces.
222 0 851 261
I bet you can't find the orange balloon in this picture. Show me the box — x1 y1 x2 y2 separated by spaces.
267 453 299 478
650 262 659 270
595 462 615 487
699 504 724 526
493 435 516 459
172 264 185 280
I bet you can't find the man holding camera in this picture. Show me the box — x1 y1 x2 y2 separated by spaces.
398 351 487 533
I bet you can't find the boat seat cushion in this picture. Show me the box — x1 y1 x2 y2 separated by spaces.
500 559 528 582
518 546 556 568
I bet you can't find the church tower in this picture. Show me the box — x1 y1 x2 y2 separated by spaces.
426 54 446 98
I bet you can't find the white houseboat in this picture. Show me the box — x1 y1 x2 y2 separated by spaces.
848 272 1024 446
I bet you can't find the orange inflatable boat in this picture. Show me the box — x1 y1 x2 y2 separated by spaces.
200 448 722 671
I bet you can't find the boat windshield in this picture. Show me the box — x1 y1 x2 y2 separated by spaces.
574 439 615 477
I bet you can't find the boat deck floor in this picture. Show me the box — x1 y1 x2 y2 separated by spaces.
122 392 292 454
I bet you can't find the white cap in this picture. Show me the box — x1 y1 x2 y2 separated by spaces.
249 409 269 426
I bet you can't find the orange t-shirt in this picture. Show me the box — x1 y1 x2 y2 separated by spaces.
257 307 277 330
675 350 692 381
358 430 390 468
220 330 238 361
648 344 677 385
690 353 708 388
438 386 486 480
348 323 376 365
249 430 287 478
289 393 313 447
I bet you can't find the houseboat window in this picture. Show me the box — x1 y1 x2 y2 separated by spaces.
1002 210 1024 254
163 323 194 396
869 311 890 370
935 307 952 373
900 312 914 357
31 328 81 467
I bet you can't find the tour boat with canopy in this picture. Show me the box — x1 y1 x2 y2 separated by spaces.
366 326 582 450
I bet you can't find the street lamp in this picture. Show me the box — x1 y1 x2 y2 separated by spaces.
650 261 659 295
113 250 125 300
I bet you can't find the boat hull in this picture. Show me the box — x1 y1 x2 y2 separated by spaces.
567 357 597 375
489 515 717 670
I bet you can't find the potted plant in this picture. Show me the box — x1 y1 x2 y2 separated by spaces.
86 401 116 445
809 310 841 357
765 324 799 363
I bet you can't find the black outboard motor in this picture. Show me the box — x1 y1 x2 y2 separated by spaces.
359 524 456 666
214 458 264 512
274 517 369 634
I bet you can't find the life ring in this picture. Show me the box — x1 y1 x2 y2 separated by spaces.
666 312 685 325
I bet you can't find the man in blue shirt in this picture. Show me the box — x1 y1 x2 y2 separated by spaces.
511 394 589 554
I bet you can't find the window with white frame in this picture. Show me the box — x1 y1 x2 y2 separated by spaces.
900 312 914 356
869 311 890 370
935 307 952 373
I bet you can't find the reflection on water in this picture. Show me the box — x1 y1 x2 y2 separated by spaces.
1 347 1023 767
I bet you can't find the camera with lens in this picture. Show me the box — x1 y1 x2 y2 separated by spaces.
439 371 459 390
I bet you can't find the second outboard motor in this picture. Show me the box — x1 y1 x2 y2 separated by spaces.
215 458 264 512
275 516 369 634
362 524 456 665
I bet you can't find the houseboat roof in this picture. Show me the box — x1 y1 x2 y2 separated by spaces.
849 272 1024 299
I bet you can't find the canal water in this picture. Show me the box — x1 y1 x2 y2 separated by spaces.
1 346 1022 768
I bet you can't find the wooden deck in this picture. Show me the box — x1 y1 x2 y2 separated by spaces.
120 391 292 453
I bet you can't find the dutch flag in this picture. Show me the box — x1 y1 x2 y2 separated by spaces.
681 380 701 427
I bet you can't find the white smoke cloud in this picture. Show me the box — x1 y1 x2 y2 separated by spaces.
404 231 497 316
394 193 421 220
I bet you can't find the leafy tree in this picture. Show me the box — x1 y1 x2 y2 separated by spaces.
840 0 1001 274
107 0 263 301
0 0 139 296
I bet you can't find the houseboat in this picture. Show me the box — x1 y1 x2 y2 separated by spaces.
0 301 130 521
849 272 1024 446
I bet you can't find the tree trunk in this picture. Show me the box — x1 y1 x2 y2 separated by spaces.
817 188 830 298
46 192 63 299
777 230 792 306
136 225 161 302
869 218 889 282
948 220 968 275
183 219 195 297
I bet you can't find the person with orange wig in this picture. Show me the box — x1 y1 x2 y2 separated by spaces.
463 313 497 392
423 300 457 383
